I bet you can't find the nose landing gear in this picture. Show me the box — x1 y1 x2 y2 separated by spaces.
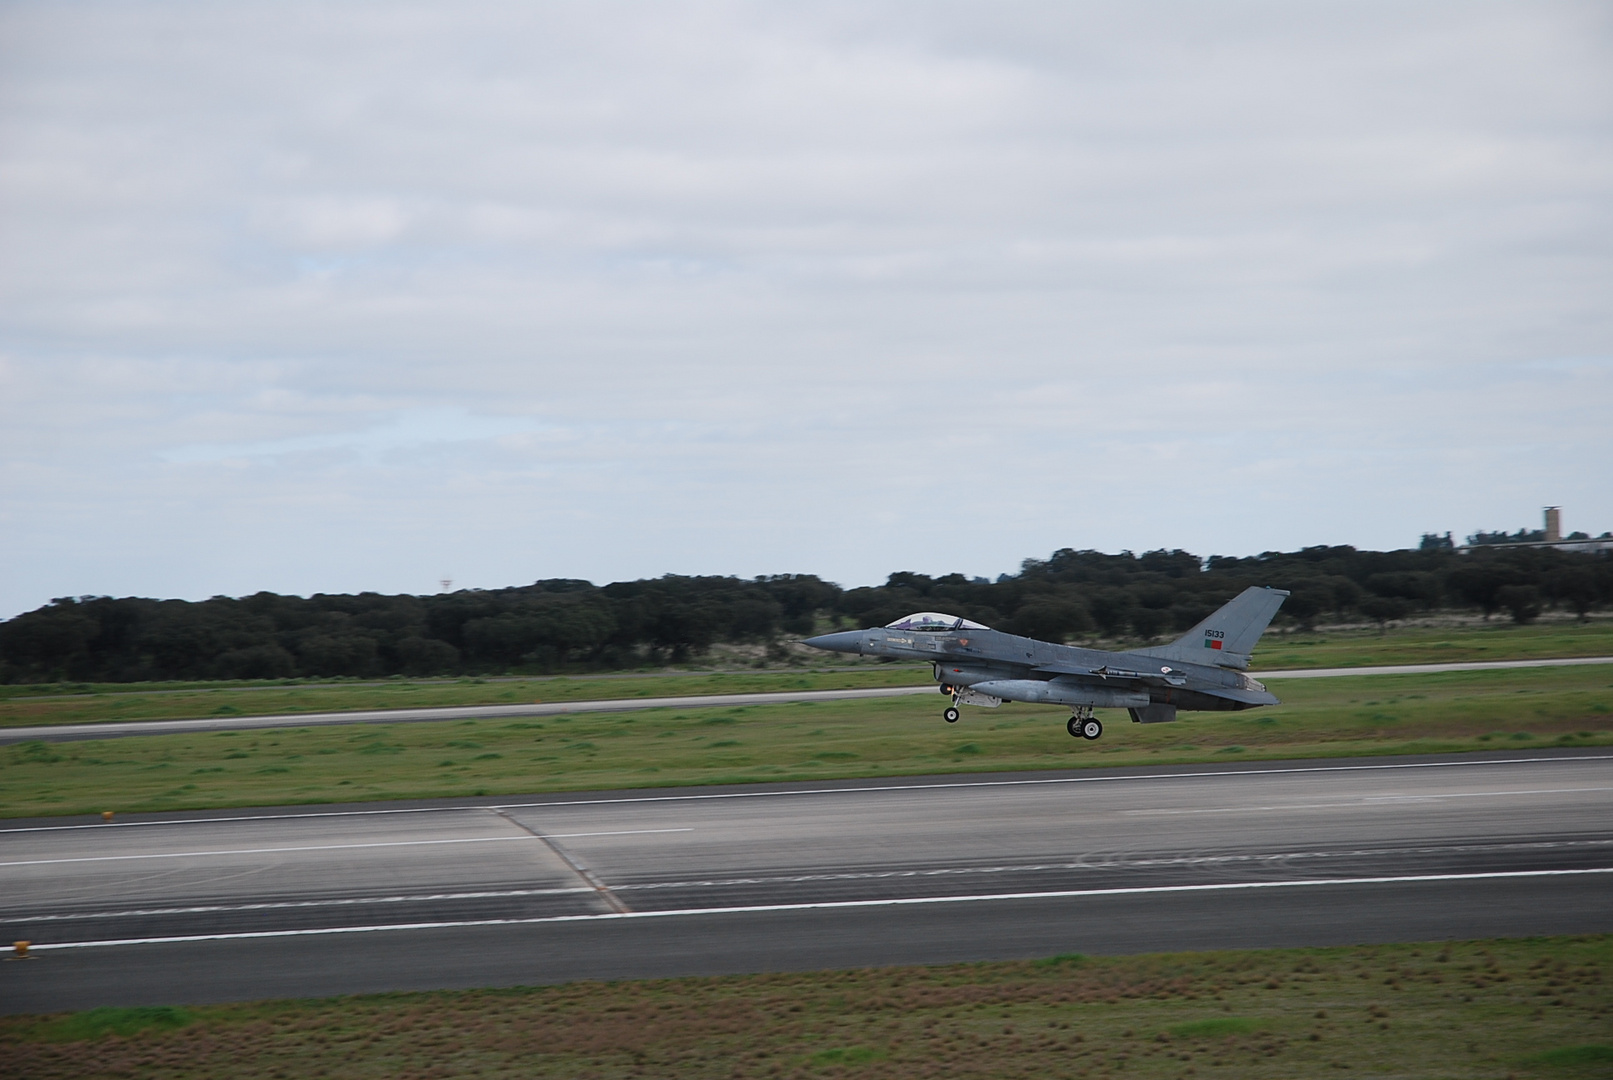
1066 706 1102 740
943 706 961 723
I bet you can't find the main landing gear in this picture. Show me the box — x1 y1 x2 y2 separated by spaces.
1066 706 1102 740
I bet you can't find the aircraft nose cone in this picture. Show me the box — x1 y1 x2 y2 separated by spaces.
801 630 863 654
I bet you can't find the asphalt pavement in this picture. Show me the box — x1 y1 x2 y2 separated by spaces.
1255 655 1613 677
3 749 1610 1012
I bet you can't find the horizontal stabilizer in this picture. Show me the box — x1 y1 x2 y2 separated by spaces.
1196 683 1282 707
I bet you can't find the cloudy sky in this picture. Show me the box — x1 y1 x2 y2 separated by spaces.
2 1 1609 617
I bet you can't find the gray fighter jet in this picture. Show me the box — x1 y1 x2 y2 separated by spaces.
802 586 1288 739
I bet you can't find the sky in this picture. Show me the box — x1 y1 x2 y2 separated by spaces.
2 1 1610 618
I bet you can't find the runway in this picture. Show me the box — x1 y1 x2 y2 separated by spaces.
3 749 1610 1013
1256 655 1613 678
4 655 1610 745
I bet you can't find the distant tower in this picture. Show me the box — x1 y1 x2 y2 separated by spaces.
1544 507 1562 543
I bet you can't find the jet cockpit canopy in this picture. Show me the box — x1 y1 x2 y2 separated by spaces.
884 612 991 632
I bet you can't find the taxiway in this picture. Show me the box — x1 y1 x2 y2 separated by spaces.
4 655 1609 745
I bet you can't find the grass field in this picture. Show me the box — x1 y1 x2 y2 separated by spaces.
4 936 1609 1079
0 668 933 729
1252 617 1613 670
3 664 1609 819
3 619 1611 732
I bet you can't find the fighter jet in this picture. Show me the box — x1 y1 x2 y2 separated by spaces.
802 586 1288 739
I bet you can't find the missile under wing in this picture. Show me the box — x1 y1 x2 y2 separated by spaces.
802 586 1288 740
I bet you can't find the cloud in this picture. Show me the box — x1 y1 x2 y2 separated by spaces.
1 1 1610 616
158 408 547 465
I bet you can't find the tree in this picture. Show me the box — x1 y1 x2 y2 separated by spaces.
0 599 99 679
1546 568 1599 621
1359 596 1410 634
725 598 783 641
294 633 380 677
1365 571 1442 609
1085 590 1133 638
1281 591 1324 631
396 637 460 676
5 539 1599 684
1495 585 1542 625
1329 578 1361 617
214 644 295 680
1448 564 1518 619
759 575 841 635
1130 607 1168 641
1010 598 1092 642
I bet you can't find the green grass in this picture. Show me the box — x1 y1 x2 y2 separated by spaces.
3 665 1610 819
1168 1016 1256 1038
28 1007 194 1042
1252 617 1613 670
4 936 1608 1078
1528 1044 1613 1067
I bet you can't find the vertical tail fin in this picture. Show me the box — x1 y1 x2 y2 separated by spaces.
1137 586 1289 669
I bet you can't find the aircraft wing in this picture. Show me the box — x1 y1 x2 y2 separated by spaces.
1035 662 1275 702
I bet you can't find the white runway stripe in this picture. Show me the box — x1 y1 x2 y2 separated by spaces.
28 867 1613 950
1121 786 1613 815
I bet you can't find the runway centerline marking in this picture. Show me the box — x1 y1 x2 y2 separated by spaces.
0 828 692 867
4 754 1608 834
539 829 693 839
27 867 1613 951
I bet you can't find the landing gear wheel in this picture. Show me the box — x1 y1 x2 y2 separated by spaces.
1066 715 1082 738
1081 718 1103 740
939 684 954 696
943 707 961 723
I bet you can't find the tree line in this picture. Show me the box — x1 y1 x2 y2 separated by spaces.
3 544 1610 684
